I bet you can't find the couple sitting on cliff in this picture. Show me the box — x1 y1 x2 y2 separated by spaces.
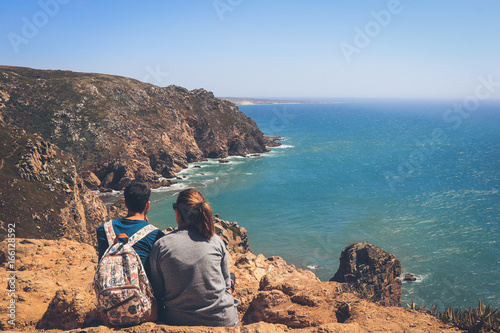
95 181 239 327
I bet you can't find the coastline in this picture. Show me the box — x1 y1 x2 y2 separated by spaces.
96 148 279 206
220 97 337 105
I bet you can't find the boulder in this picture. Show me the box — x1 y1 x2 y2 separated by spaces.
0 238 99 329
243 255 356 328
36 289 99 330
404 273 417 282
134 167 158 183
81 171 101 190
215 218 249 254
100 172 115 188
330 242 402 306
264 136 283 147
162 169 178 179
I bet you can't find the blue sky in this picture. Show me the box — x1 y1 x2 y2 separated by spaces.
1 0 500 99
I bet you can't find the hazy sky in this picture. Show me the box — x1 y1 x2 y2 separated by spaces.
2 0 500 99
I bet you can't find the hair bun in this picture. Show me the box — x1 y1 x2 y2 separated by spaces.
176 189 214 238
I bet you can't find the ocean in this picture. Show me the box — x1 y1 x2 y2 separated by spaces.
143 100 499 310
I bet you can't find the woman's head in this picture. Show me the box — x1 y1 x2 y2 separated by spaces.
174 189 214 238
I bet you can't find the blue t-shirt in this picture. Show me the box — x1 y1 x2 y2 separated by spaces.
97 218 165 277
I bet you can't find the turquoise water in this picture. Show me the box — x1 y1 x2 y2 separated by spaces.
145 100 500 310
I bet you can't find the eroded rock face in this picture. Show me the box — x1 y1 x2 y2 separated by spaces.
36 289 98 330
0 66 277 190
0 238 98 330
244 256 341 328
215 218 250 254
0 124 108 244
330 242 402 307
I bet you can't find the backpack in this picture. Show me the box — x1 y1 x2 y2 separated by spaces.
94 220 157 327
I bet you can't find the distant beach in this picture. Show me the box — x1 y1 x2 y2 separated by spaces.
220 97 336 105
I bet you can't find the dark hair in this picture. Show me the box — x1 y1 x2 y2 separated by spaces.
175 189 214 238
124 181 151 213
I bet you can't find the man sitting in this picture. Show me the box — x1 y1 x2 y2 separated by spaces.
96 181 165 324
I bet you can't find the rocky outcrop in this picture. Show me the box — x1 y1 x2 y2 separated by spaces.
215 218 250 254
0 234 459 332
404 273 417 282
0 66 279 190
0 123 108 244
330 242 402 307
0 238 98 330
36 289 98 330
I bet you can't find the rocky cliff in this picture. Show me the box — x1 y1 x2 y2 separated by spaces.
0 66 276 191
0 222 460 332
0 65 278 242
0 121 108 244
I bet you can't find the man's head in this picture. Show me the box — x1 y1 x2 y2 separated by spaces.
124 181 151 214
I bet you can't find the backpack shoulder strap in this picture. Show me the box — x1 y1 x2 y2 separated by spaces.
103 220 116 245
128 224 158 246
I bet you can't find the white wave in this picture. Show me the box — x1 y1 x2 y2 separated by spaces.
307 265 320 270
152 182 190 193
205 158 230 164
95 190 121 197
179 159 223 171
226 155 247 160
191 171 215 177
273 144 294 149
262 150 280 158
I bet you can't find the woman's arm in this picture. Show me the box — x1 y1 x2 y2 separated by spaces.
220 244 232 291
148 243 166 302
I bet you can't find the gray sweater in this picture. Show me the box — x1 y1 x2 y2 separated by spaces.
149 228 238 326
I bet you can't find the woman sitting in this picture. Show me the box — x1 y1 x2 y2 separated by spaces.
149 189 239 327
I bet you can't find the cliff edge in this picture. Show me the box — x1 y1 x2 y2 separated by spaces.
0 222 459 332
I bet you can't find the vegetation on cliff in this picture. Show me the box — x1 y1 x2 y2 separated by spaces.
0 66 275 192
431 302 499 333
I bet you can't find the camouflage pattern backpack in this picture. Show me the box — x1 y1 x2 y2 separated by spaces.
94 221 157 327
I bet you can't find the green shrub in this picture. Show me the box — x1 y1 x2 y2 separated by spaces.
437 301 499 332
408 300 500 332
